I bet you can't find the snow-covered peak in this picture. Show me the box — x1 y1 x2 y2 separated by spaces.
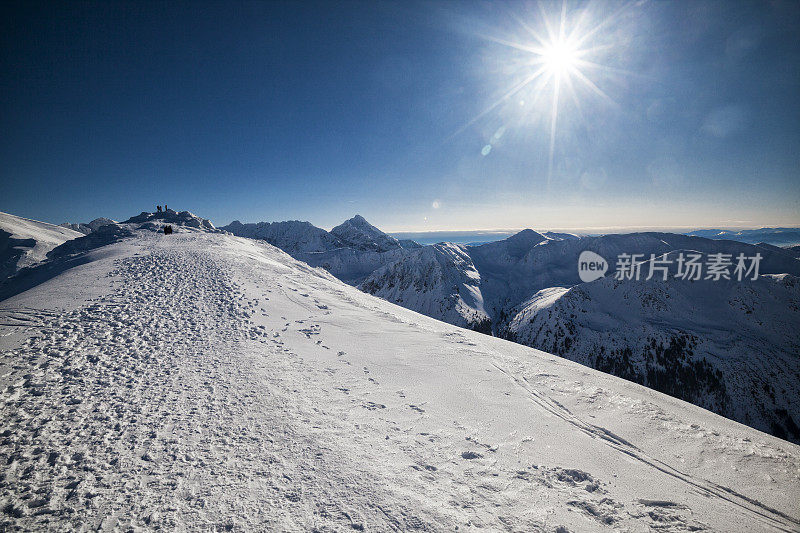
330 215 402 252
541 231 580 241
470 229 549 260
397 239 422 249
122 210 217 231
347 214 370 226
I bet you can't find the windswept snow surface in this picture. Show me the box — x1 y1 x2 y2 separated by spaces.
0 212 83 280
1 229 799 531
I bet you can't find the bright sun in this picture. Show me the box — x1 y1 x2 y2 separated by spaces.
540 40 579 76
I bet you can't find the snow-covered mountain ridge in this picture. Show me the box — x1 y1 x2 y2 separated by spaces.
222 215 416 283
1 212 798 531
222 220 344 254
330 214 404 252
7 211 799 444
0 210 219 301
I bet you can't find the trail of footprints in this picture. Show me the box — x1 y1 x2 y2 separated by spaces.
0 249 364 530
0 242 708 531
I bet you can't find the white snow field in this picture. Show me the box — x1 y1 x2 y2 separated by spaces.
1 224 799 531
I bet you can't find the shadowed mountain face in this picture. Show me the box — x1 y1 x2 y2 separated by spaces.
784 245 800 258
503 269 800 443
0 211 83 281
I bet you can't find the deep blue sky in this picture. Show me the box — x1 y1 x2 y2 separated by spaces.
2 0 798 231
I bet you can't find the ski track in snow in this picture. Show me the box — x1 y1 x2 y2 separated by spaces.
0 233 798 532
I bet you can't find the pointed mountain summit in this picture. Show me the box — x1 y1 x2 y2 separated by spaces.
330 214 402 253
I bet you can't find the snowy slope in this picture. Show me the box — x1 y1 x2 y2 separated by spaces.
0 212 82 280
356 229 555 331
542 231 580 241
299 246 410 285
1 223 798 531
0 210 220 302
504 267 800 443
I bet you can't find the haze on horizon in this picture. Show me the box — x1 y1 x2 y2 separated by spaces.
1 0 799 232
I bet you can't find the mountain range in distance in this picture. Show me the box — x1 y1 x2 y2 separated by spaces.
392 227 800 247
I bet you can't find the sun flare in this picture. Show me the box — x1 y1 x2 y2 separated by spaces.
459 1 626 185
540 39 579 76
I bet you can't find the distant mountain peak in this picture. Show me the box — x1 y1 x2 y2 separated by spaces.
348 214 369 224
331 215 401 253
509 228 548 243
